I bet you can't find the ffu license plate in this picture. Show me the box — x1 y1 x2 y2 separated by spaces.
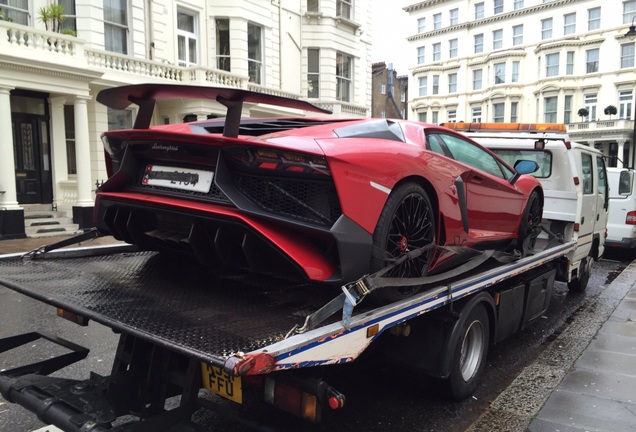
142 164 214 193
201 363 243 404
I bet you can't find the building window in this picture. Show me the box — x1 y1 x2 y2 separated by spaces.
475 2 484 19
450 8 458 25
401 92 406 102
177 10 198 67
380 84 386 95
494 0 503 14
494 62 505 84
512 25 523 45
512 61 520 82
307 48 320 98
307 0 319 12
511 101 518 122
566 51 574 74
433 13 442 30
544 97 557 122
586 48 599 73
419 77 428 96
584 93 597 121
380 110 386 118
514 0 524 10
419 112 427 122
624 0 636 24
418 17 425 33
493 29 503 50
433 42 441 61
619 90 633 119
474 34 484 53
336 0 351 19
546 53 559 77
448 73 457 93
418 46 425 64
493 103 505 122
60 0 77 33
1 0 28 25
432 75 439 95
448 110 457 122
449 39 458 58
336 52 352 102
104 0 128 54
588 7 601 30
564 95 573 123
564 12 576 35
63 105 76 175
248 23 263 84
621 43 635 68
216 18 230 71
472 107 482 122
432 111 439 124
473 69 483 90
541 18 552 39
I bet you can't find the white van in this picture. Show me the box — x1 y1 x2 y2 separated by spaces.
442 123 609 292
606 167 636 250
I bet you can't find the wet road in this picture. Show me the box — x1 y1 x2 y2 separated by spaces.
0 249 631 432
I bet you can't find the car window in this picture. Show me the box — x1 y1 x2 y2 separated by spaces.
581 153 593 194
435 133 507 179
491 149 552 178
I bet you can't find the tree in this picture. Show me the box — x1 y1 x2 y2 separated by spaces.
577 108 589 121
604 105 617 119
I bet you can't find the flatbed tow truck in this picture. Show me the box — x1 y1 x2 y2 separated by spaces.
0 233 575 431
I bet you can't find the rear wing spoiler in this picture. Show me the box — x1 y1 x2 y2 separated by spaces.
96 84 332 137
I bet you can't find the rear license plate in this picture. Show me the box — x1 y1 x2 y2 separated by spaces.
142 164 214 193
201 363 243 404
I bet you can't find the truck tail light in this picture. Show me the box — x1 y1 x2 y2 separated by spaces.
626 211 636 225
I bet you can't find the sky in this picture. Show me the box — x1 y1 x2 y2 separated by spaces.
372 0 412 74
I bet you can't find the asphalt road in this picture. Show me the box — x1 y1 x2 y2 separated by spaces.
0 248 631 432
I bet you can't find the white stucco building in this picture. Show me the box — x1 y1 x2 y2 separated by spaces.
0 0 373 239
404 0 636 169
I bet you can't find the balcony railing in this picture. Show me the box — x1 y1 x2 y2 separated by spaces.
567 119 633 133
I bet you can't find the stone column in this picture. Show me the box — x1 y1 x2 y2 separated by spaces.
0 85 25 239
617 140 625 168
72 96 94 228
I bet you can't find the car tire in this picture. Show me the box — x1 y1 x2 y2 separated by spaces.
567 255 592 292
517 190 542 257
446 303 490 401
370 182 435 304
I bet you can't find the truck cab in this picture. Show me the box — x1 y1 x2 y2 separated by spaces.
442 123 609 291
606 167 636 250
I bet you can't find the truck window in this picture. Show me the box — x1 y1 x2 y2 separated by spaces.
619 170 633 196
581 153 593 194
491 149 552 178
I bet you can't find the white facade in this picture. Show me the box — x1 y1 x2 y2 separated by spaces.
404 0 636 168
0 0 373 236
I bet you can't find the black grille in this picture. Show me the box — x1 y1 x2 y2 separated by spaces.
234 173 342 227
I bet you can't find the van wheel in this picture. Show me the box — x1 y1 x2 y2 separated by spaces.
517 190 542 257
447 303 490 400
370 183 435 304
568 256 592 292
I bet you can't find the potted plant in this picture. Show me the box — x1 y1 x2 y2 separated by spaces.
577 108 589 121
604 105 617 119
38 2 64 33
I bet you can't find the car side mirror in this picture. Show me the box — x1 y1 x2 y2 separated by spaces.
514 160 540 175
619 170 633 195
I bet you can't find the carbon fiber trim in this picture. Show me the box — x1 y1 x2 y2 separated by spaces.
0 251 338 364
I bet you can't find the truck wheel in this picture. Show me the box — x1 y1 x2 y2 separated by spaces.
517 190 542 257
567 256 592 292
371 183 435 304
447 303 490 400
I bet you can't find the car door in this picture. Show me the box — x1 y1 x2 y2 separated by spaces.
432 132 526 237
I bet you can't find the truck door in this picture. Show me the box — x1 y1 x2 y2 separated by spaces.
594 156 608 258
578 153 598 260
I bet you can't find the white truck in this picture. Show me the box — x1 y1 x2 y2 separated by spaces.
0 122 606 432
605 167 636 252
442 122 609 292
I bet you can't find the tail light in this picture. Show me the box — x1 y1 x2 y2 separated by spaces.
626 211 636 225
226 146 331 177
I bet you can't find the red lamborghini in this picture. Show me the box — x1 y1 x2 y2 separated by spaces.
95 84 542 302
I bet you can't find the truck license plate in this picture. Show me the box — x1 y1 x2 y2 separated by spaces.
142 164 214 193
201 363 242 404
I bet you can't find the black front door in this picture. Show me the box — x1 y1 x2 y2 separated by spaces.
13 114 53 204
